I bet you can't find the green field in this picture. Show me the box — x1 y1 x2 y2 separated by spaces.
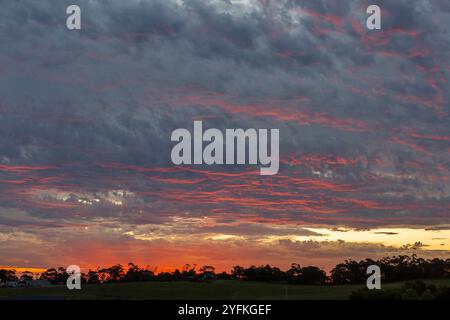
1 279 450 300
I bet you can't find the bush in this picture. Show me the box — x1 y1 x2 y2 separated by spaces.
434 287 450 300
349 288 402 300
350 280 450 300
421 289 434 300
401 289 419 300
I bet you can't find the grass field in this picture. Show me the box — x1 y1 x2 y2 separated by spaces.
1 279 450 300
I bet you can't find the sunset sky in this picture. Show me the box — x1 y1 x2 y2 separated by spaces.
0 0 449 273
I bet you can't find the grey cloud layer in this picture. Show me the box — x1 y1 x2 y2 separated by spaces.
0 0 449 240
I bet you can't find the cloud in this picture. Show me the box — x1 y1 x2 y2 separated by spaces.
374 232 399 235
0 0 449 268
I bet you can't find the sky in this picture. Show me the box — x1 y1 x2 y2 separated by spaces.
0 0 449 273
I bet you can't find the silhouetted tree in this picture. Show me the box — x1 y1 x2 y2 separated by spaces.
7 254 447 287
181 264 197 279
19 271 34 282
156 272 173 281
199 265 215 276
0 269 18 282
216 272 231 280
100 264 125 282
287 264 327 285
172 269 182 281
231 266 245 279
332 256 449 285
39 267 68 284
242 265 285 282
124 263 154 282
87 270 101 284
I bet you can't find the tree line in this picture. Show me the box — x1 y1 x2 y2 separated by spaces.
1 255 449 285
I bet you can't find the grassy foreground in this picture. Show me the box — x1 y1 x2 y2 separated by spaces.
1 279 450 300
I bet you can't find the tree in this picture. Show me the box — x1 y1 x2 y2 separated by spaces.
101 264 125 282
286 264 302 282
330 258 380 285
331 256 450 285
0 269 18 282
242 265 285 282
298 266 327 285
287 265 327 285
181 264 197 279
124 263 154 282
39 268 69 283
87 270 100 284
216 272 231 280
19 271 34 282
199 265 215 276
198 265 216 281
231 266 245 279
39 268 58 282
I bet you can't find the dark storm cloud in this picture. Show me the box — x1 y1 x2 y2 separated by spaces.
0 0 449 237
